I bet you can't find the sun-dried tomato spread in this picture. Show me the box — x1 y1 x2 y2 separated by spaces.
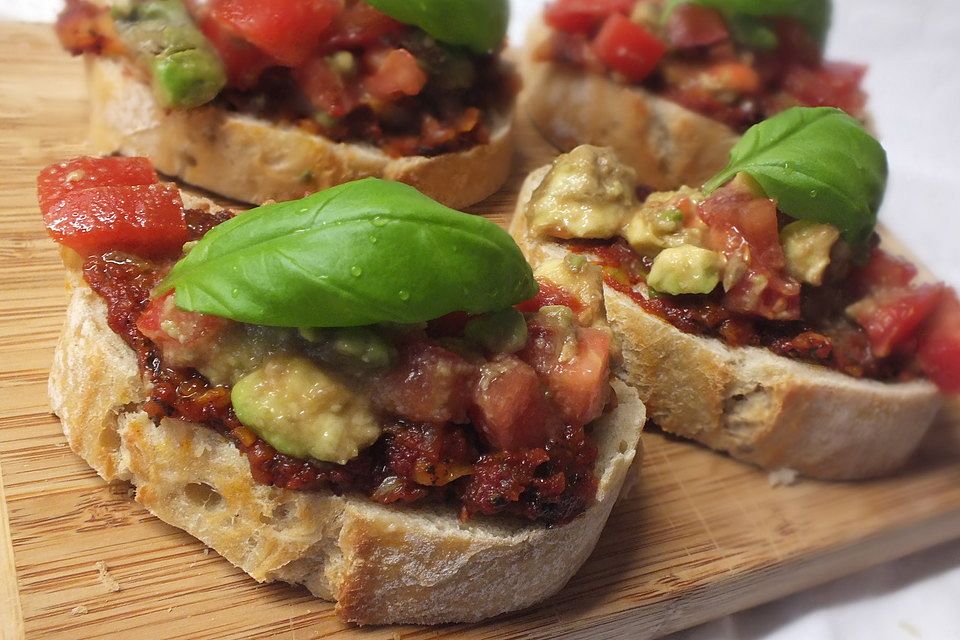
525 145 960 393
57 0 515 157
537 0 866 131
35 153 622 525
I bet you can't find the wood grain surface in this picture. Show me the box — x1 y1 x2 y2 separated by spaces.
2 22 960 640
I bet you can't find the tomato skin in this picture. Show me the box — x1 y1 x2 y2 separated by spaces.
592 14 666 83
364 48 428 99
136 291 229 368
471 355 562 451
850 247 918 296
377 342 476 425
848 285 944 359
208 0 342 67
665 4 729 49
192 11 274 89
917 291 960 394
41 178 188 259
782 62 867 116
515 280 585 315
293 55 361 117
544 0 634 34
546 327 612 427
699 184 800 320
323 2 403 51
38 156 158 213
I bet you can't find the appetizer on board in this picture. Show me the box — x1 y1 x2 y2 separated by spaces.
39 156 645 625
512 107 959 480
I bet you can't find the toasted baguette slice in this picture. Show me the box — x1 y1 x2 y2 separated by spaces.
522 22 738 191
48 194 645 625
512 166 943 481
85 56 515 209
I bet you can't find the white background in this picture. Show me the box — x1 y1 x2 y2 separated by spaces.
2 1 960 638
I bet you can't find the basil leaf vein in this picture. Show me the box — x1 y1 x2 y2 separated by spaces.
160 178 537 327
364 0 509 54
703 107 888 246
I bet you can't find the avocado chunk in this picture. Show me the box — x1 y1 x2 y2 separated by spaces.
115 0 226 108
465 308 528 353
648 245 724 295
780 220 840 286
527 145 638 240
232 355 381 465
621 187 705 256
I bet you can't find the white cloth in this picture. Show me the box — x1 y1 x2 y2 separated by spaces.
3 0 959 637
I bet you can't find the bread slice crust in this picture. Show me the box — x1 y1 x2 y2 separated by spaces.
48 197 646 624
522 22 739 191
85 56 515 209
511 166 943 481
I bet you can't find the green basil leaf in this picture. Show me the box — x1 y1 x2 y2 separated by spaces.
663 0 830 48
703 107 887 246
364 0 508 54
158 179 537 327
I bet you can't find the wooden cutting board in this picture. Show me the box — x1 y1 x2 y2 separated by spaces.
2 22 960 640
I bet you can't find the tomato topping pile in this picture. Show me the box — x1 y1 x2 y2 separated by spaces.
39 156 613 524
57 0 512 157
38 157 188 258
540 0 868 130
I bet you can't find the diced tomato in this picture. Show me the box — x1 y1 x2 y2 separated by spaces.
848 285 944 358
37 156 158 213
136 292 229 368
377 342 476 425
293 55 361 117
470 356 562 450
665 4 729 49
706 62 761 94
515 280 584 315
849 247 918 297
364 48 428 99
699 183 801 320
545 328 612 427
39 160 188 259
323 2 404 51
55 0 123 56
208 0 342 67
917 290 960 394
592 14 666 83
544 0 634 35
783 62 867 117
191 10 274 89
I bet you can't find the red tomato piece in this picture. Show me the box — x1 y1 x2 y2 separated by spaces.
699 184 801 320
136 291 229 368
293 55 361 117
515 280 585 315
364 48 428 99
323 2 404 51
783 62 867 117
546 328 612 427
665 4 729 49
849 247 918 297
917 290 960 394
544 0 634 35
592 13 666 83
38 156 158 213
42 183 188 259
848 285 944 359
377 342 476 425
192 11 274 89
208 0 342 67
470 355 562 451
